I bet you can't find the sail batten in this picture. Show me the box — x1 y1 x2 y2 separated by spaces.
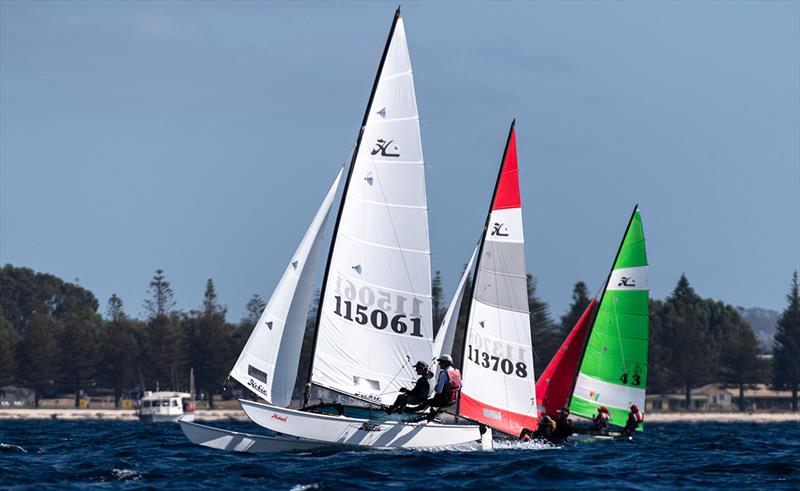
459 122 538 437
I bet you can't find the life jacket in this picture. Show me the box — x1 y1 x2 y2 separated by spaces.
631 411 643 425
597 412 610 422
443 368 462 402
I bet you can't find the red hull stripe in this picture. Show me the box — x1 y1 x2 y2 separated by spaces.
492 128 521 211
535 298 597 418
459 392 537 437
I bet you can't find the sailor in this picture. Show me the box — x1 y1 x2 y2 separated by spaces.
592 406 611 433
621 404 643 436
549 407 574 443
384 361 432 415
529 415 556 441
404 354 461 420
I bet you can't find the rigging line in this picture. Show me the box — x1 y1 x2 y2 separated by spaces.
610 291 628 376
377 355 412 400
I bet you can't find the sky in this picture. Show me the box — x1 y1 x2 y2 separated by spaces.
1 1 798 322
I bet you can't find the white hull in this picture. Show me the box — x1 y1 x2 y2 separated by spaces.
139 412 195 423
179 419 334 453
240 399 484 449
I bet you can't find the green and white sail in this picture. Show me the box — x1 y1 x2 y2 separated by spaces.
569 206 648 429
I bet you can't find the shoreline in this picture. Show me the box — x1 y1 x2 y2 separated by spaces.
0 409 797 423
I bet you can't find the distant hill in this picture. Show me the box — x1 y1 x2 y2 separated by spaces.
737 306 780 352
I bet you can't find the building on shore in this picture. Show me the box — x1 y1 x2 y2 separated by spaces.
647 384 795 412
0 385 35 407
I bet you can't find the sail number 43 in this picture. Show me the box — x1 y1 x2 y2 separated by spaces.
333 296 423 337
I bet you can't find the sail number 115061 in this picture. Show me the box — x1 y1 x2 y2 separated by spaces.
333 296 423 337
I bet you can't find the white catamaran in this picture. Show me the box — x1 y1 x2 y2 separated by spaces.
181 8 490 451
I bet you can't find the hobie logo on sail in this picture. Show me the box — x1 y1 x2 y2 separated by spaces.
618 276 636 287
491 222 509 237
371 139 400 157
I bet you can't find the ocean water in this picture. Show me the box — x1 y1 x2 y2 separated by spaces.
1 419 798 490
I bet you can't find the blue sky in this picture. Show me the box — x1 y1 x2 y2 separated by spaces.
1 1 798 322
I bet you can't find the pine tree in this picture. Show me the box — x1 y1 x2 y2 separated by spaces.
188 279 228 408
142 270 182 389
60 311 101 407
15 314 60 406
720 318 760 411
560 281 591 336
0 314 17 386
773 271 800 411
527 274 558 377
99 295 140 407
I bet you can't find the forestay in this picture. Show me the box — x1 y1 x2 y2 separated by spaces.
459 123 538 437
230 170 342 406
433 246 477 360
569 207 648 429
311 15 435 406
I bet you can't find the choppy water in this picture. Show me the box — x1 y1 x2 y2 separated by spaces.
1 419 798 489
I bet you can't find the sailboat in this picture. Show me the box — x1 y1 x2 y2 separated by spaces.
535 206 648 436
454 120 539 438
182 8 489 451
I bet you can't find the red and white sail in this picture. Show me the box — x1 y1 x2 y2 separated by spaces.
230 169 342 406
459 123 538 437
310 14 435 405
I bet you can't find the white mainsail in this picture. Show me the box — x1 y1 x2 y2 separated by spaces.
310 16 435 405
230 169 342 406
433 246 478 360
459 123 538 437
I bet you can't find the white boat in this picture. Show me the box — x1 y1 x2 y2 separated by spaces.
183 8 487 451
179 419 334 453
139 391 195 423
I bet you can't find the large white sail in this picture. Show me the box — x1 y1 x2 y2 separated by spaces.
230 169 342 406
310 15 434 405
433 246 478 360
459 123 538 437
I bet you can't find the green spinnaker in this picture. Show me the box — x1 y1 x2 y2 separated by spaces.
569 207 648 430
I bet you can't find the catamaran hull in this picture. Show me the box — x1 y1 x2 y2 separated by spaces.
240 399 484 449
179 419 334 453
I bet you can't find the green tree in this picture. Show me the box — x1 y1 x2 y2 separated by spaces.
720 317 760 411
560 281 591 336
143 270 182 390
0 314 17 386
60 311 102 407
773 271 800 411
15 314 60 406
662 275 713 409
187 279 229 407
98 295 140 407
527 274 558 378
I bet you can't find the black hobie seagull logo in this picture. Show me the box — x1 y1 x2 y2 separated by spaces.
618 276 636 287
371 139 400 158
491 222 509 237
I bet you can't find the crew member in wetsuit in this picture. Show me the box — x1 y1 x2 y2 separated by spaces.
384 361 432 415
404 354 461 420
527 415 557 441
549 407 574 443
592 406 611 433
621 404 643 436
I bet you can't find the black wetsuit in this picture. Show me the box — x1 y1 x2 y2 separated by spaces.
386 374 430 414
550 415 574 443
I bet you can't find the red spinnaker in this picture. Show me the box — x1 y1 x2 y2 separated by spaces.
535 298 597 418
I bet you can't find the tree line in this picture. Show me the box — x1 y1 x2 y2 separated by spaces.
0 264 798 410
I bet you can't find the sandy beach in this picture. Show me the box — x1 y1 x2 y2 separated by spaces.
0 409 797 423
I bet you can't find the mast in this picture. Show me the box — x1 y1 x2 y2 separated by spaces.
304 8 403 402
566 203 639 411
457 119 516 408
